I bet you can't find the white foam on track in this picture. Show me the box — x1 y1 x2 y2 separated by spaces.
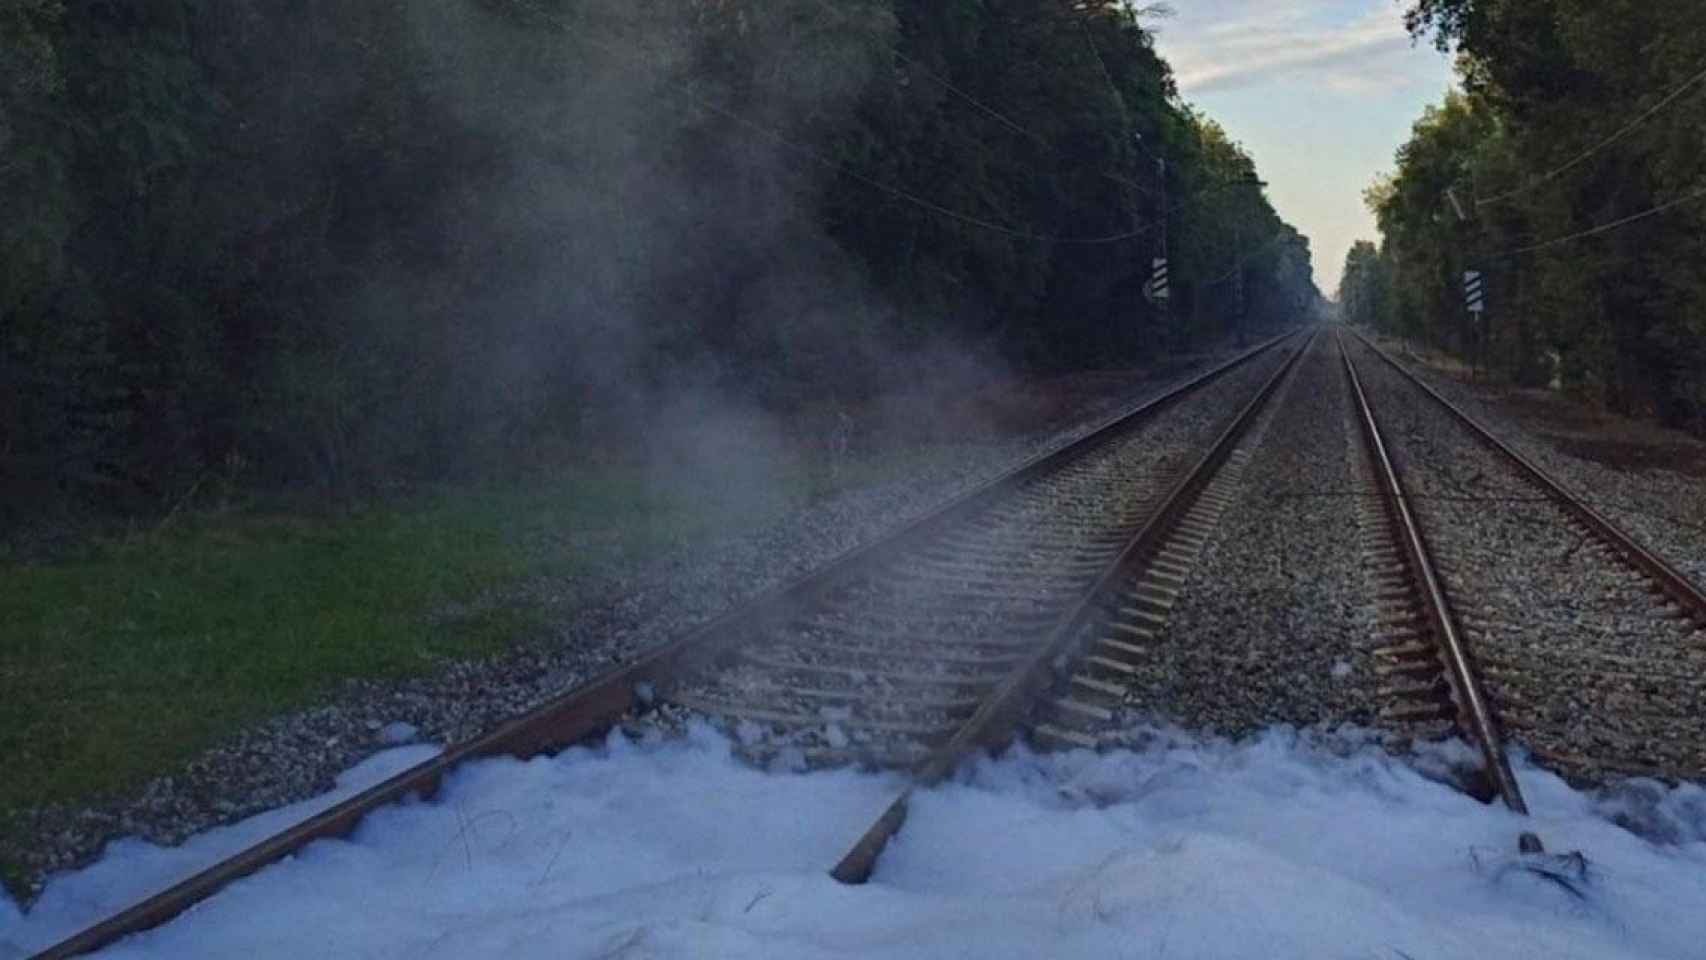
5 725 1704 959
1 744 442 956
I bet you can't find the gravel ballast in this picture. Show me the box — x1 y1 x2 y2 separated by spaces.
662 344 1298 761
1111 330 1383 736
5 339 1281 900
1348 336 1706 785
1367 334 1706 587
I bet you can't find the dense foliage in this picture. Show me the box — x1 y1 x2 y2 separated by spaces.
2 0 1317 531
1341 0 1706 430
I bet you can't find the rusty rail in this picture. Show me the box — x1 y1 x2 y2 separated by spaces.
31 331 1302 959
1348 328 1706 626
1338 330 1532 824
830 329 1315 884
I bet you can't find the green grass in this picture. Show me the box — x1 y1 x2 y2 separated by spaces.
0 467 779 879
2 502 523 810
0 444 985 897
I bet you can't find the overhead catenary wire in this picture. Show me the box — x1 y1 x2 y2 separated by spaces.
681 75 1265 246
504 0 1140 243
505 0 1247 246
894 48 1048 146
654 84 1154 244
1206 231 1294 285
800 0 1165 196
1080 16 1131 130
1491 183 1706 259
792 0 1052 148
1078 14 1166 199
1476 59 1706 207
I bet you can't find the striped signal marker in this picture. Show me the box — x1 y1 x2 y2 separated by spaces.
1148 257 1170 302
1464 270 1485 314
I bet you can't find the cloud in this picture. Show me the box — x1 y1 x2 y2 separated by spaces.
1154 1 1426 96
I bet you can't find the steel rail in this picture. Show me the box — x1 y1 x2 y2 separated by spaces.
830 329 1315 884
1338 330 1533 827
31 331 1301 960
1348 328 1706 626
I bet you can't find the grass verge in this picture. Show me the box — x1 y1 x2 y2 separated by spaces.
0 435 1002 899
0 457 882 898
0 500 519 894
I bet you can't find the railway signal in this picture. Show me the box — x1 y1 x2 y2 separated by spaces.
1464 269 1485 314
1464 269 1488 380
1145 257 1170 303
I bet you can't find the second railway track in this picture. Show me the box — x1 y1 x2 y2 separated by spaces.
1342 330 1706 787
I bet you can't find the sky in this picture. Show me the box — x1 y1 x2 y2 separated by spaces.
1147 0 1458 292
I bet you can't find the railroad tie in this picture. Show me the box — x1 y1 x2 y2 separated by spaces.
1024 363 1291 752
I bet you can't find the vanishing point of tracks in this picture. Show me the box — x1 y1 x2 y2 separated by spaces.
37 326 1706 957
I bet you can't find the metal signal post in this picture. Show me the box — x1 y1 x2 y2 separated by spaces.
1135 133 1169 341
1465 269 1487 380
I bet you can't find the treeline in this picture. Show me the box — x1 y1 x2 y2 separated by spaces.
1339 0 1706 432
1 0 1317 531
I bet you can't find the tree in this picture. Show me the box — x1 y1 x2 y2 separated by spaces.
1 0 1321 534
1382 0 1706 423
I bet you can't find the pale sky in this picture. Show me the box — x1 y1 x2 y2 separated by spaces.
1147 0 1457 292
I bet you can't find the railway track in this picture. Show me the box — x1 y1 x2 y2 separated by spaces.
1338 331 1534 842
34 323 1706 957
831 325 1706 876
32 333 1303 959
662 345 1296 769
1021 346 1292 752
1341 330 1706 795
828 330 1313 881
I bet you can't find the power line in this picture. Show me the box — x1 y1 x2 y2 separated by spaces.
1080 17 1131 129
660 83 1159 245
801 0 1165 198
673 61 1261 246
1493 183 1706 258
796 0 1053 148
506 0 1157 244
795 0 1266 251
1079 14 1166 200
903 49 1050 145
1477 60 1706 208
506 0 1275 250
1207 231 1293 284
797 0 1070 157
